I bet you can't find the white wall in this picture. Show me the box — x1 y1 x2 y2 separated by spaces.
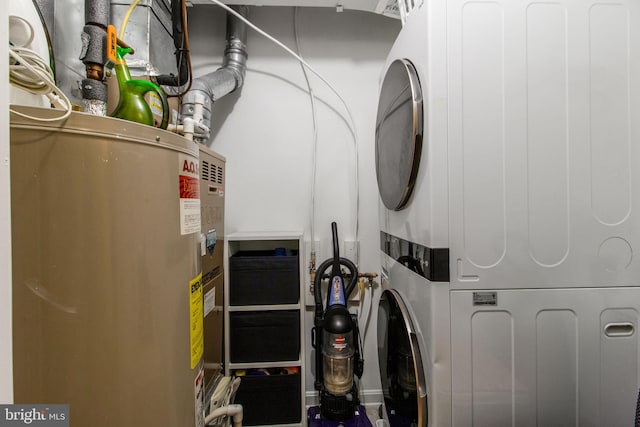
188 5 399 401
1 5 14 403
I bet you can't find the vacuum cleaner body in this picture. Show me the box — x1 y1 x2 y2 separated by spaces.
313 223 364 420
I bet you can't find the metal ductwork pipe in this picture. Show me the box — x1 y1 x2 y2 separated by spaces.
181 6 249 143
79 0 109 115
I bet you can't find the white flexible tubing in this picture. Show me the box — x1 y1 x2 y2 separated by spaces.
357 279 373 342
207 1 360 262
8 16 72 122
119 0 142 40
204 404 243 427
9 48 72 122
293 7 318 255
207 0 357 138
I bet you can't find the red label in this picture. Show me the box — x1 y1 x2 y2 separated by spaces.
333 335 347 352
180 176 200 199
182 159 199 176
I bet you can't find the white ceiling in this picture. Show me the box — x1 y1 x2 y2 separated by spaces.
188 0 401 19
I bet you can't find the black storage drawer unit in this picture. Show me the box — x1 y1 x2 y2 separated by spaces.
229 250 299 305
229 310 300 362
234 371 302 425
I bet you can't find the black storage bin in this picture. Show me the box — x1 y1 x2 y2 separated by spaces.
229 310 300 362
234 372 302 425
229 250 299 305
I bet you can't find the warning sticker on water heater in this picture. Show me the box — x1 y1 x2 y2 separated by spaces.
179 154 201 235
189 273 204 370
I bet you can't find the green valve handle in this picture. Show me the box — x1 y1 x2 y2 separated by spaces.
110 46 169 129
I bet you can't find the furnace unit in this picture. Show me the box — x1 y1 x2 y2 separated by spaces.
199 144 226 392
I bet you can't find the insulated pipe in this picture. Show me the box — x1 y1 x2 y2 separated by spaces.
85 0 109 26
79 0 109 114
180 6 249 143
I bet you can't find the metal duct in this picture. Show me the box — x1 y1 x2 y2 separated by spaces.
181 6 249 143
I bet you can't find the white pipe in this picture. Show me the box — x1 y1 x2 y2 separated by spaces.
203 362 222 370
167 120 209 142
194 92 205 124
204 404 243 427
167 124 183 133
182 117 195 141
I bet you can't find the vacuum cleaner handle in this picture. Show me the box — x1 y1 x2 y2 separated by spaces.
342 257 358 299
330 222 359 299
314 257 358 306
314 222 359 306
331 222 341 278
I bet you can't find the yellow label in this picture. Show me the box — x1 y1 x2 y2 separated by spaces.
147 92 164 116
189 273 204 369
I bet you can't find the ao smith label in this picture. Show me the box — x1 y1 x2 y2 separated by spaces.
178 153 201 235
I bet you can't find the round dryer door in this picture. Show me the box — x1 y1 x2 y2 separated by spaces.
375 59 423 211
378 289 427 425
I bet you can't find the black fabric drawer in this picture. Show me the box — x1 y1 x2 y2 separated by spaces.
229 250 299 305
229 310 300 363
234 371 301 425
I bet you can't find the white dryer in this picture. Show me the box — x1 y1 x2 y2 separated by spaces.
376 1 640 426
376 4 452 426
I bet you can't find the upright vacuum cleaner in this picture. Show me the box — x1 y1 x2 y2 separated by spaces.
312 222 364 420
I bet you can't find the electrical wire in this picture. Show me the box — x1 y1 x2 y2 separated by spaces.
210 1 361 263
156 0 193 97
207 1 358 132
9 15 34 47
119 0 141 40
357 278 374 346
9 16 72 122
293 7 319 258
175 0 193 98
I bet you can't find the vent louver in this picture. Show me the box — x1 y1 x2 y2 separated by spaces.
217 166 223 184
202 161 209 181
209 164 223 184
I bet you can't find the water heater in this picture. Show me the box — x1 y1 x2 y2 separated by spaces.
10 106 205 427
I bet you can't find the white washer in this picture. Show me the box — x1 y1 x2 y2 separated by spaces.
376 1 640 426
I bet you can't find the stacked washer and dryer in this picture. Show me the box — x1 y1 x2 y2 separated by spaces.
375 1 640 426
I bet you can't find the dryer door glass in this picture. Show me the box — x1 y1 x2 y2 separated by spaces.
375 59 423 211
378 289 427 425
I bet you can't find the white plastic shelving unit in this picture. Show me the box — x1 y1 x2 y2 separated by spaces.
224 231 306 427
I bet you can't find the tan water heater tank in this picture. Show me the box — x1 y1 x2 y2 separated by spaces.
10 106 205 427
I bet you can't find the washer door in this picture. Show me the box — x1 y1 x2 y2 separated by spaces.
377 289 427 426
375 59 423 211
